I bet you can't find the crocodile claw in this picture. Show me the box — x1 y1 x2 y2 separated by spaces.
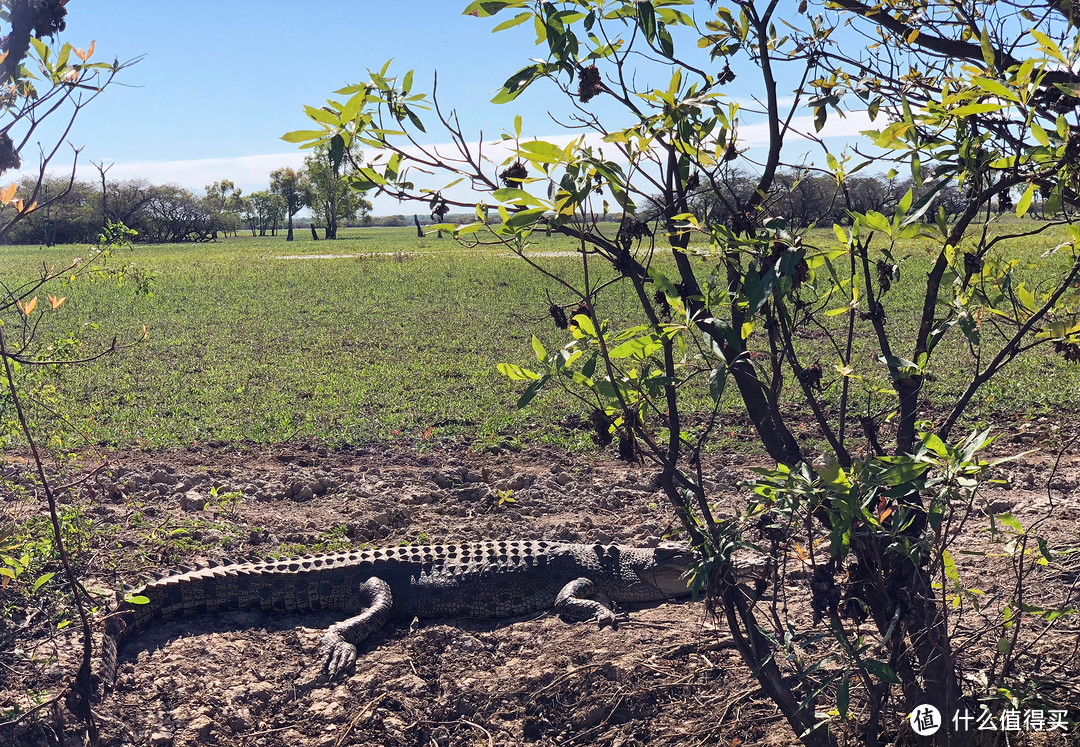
322 640 357 679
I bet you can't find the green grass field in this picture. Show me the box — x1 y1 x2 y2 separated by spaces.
1 223 1078 452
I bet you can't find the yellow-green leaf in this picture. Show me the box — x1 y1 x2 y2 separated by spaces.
1016 183 1035 218
1030 120 1050 146
531 335 547 361
497 362 542 380
281 129 328 143
949 102 1004 118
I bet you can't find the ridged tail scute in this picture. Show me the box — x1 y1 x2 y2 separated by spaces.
100 552 370 690
101 612 130 691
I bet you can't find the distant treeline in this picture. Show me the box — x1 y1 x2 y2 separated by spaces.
0 174 374 245
1 168 1041 245
0 142 375 245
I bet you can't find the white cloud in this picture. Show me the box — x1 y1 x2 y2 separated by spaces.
739 110 876 146
26 112 877 215
84 152 307 193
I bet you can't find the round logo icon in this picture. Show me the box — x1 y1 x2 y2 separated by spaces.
909 704 942 736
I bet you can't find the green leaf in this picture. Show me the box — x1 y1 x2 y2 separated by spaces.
462 0 524 17
708 365 726 402
899 179 949 227
814 105 827 133
608 333 663 359
837 674 850 719
492 64 545 104
637 1 657 42
30 37 50 64
492 187 549 208
32 571 55 592
492 11 532 32
281 129 328 144
862 659 900 684
516 374 550 408
1031 29 1067 63
1030 120 1050 146
531 335 547 361
745 265 777 317
996 513 1023 534
877 354 919 372
518 139 567 164
304 105 340 126
974 76 1019 103
572 314 596 338
1016 183 1035 218
920 432 948 457
862 211 892 234
497 362 542 381
897 188 913 217
328 134 346 174
949 102 1003 118
1045 187 1062 215
875 459 931 486
979 25 995 68
581 353 598 380
649 268 678 298
124 594 151 605
942 550 959 583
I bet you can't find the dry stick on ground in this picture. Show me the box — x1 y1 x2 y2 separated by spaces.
0 328 98 745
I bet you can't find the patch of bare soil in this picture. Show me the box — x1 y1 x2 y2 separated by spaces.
1 442 1078 746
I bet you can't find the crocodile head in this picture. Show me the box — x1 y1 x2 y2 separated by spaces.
640 545 696 598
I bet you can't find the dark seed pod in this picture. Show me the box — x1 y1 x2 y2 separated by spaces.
549 303 569 330
499 161 528 188
1054 341 1080 362
653 289 671 320
964 252 983 279
577 64 604 103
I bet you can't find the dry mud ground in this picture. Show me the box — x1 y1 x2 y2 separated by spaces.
1 442 1079 747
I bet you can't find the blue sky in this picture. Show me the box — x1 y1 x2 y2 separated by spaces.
28 1 870 214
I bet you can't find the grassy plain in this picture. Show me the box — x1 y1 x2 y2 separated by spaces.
1 222 1078 452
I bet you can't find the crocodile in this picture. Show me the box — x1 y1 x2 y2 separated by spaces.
101 540 702 690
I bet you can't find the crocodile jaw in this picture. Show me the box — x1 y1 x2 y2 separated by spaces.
642 546 695 597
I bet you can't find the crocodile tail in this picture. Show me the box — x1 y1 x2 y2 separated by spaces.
99 555 360 690
101 610 132 691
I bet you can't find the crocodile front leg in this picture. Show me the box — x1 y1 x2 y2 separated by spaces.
555 577 617 624
319 577 393 679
